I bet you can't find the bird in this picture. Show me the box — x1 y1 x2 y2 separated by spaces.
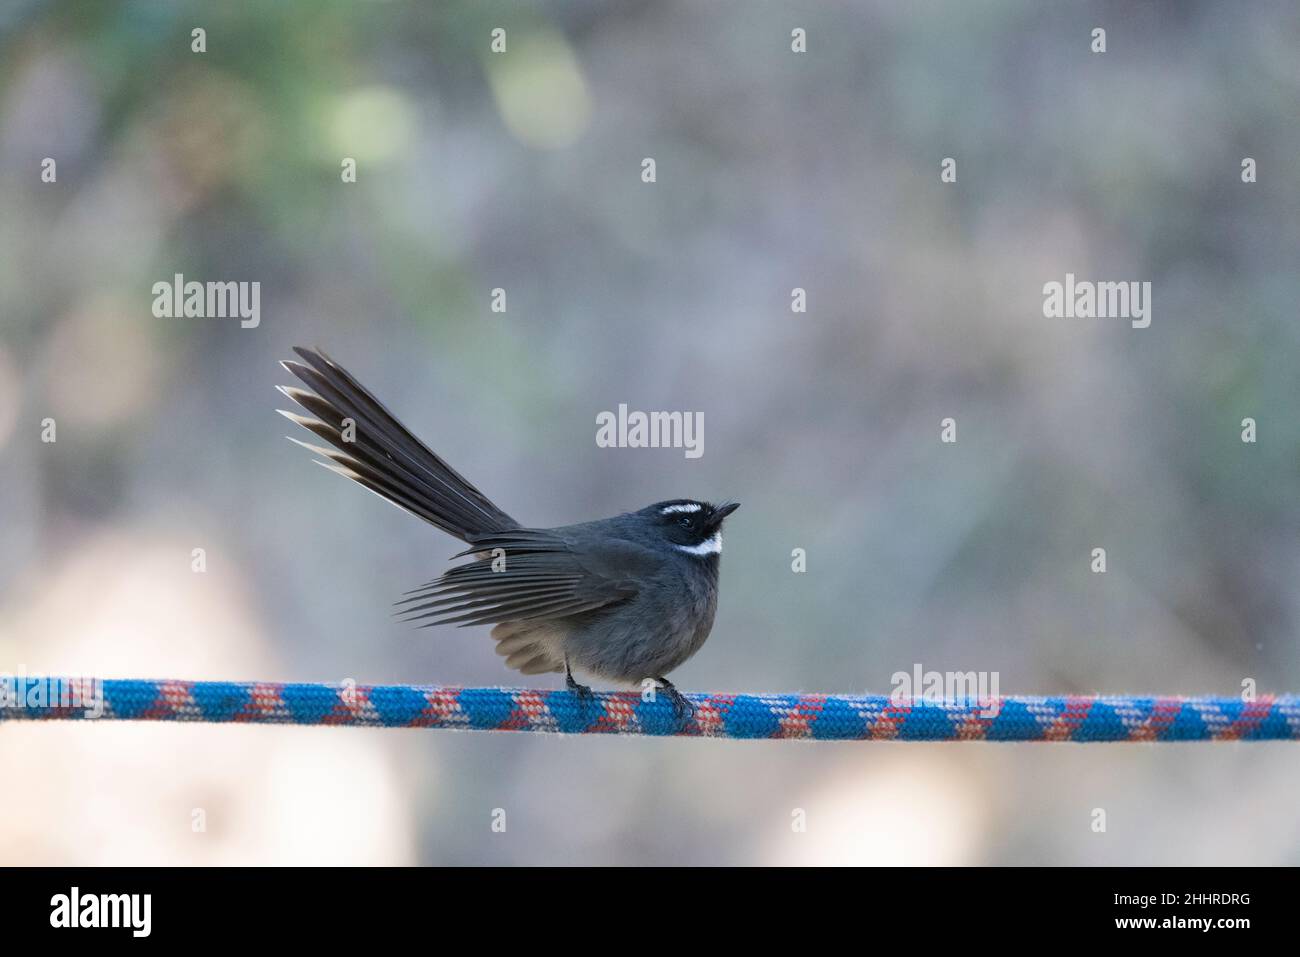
276 346 738 716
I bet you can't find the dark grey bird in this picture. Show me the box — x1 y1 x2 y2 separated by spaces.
276 347 737 714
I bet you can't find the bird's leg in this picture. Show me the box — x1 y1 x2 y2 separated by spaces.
565 657 594 707
654 676 696 720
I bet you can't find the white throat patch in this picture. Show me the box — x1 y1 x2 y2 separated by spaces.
675 531 721 557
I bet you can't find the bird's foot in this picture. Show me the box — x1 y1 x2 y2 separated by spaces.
565 661 595 709
654 677 696 722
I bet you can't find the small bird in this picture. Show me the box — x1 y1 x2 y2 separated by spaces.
277 347 737 715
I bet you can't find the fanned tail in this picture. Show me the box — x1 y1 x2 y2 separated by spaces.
277 346 518 542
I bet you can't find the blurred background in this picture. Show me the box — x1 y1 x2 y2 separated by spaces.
1 0 1298 865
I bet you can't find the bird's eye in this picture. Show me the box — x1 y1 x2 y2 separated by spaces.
678 516 693 529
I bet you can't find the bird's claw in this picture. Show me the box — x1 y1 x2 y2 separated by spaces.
655 678 696 722
565 663 595 710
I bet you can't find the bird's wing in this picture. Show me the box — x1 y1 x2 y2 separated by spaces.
396 529 656 628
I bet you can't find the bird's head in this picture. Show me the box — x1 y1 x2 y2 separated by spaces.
643 499 740 557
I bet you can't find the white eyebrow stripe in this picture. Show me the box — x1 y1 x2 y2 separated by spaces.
660 503 702 515
675 532 721 556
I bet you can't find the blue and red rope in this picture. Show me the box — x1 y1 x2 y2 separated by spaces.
1 677 1297 741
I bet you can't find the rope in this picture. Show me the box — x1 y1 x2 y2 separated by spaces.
1 677 1297 740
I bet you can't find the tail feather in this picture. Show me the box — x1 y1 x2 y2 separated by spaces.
283 430 452 530
278 346 518 542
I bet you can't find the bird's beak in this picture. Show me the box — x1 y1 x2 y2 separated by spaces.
712 502 740 522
